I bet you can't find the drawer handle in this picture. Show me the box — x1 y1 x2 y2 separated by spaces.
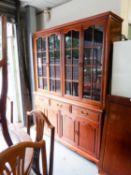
57 104 63 108
81 111 88 115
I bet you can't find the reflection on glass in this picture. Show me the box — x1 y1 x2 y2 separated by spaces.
83 25 103 101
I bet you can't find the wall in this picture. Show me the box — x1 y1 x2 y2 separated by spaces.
37 0 121 30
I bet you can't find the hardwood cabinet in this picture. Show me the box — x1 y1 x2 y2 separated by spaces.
33 12 122 163
99 96 131 175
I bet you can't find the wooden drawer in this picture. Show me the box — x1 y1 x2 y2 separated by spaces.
72 106 99 122
34 95 49 109
50 100 71 112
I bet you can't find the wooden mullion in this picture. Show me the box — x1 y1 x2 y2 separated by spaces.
46 36 50 91
79 28 84 99
71 31 73 96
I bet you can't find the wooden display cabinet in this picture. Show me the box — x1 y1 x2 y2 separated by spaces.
33 11 122 163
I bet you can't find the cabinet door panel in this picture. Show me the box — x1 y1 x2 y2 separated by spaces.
77 119 97 156
61 113 76 145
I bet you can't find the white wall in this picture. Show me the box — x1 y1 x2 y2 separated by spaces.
37 0 121 30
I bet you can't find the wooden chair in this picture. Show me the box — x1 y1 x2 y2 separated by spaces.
26 110 55 175
0 140 47 175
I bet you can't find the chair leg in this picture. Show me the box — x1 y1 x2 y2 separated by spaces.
32 148 41 175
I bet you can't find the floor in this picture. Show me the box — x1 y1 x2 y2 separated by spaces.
30 127 98 175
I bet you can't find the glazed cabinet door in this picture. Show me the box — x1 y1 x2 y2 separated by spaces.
48 33 61 93
63 28 81 98
35 32 61 93
36 37 47 90
82 25 104 101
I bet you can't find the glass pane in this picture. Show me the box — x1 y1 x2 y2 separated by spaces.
37 58 43 76
42 65 46 77
65 31 71 49
84 48 92 64
56 80 60 92
72 49 79 64
49 35 54 50
37 38 42 52
50 65 55 78
38 77 43 89
83 67 91 98
41 38 46 51
65 50 71 64
72 31 79 48
55 51 60 64
50 79 55 91
56 65 60 78
73 82 78 96
0 17 2 60
94 26 103 43
65 66 72 80
43 78 47 90
84 27 93 46
73 66 78 80
65 82 71 95
37 52 41 58
55 35 60 49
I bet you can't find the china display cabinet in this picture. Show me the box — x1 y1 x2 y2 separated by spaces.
33 11 122 163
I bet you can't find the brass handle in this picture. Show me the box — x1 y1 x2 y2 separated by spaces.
57 104 63 108
81 111 88 115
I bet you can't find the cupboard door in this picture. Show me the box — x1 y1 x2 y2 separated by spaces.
83 25 104 101
64 30 80 97
36 37 47 90
48 34 61 93
61 112 76 145
76 117 98 157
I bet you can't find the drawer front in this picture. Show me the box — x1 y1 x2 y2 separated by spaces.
34 95 49 109
50 100 71 112
72 106 99 122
